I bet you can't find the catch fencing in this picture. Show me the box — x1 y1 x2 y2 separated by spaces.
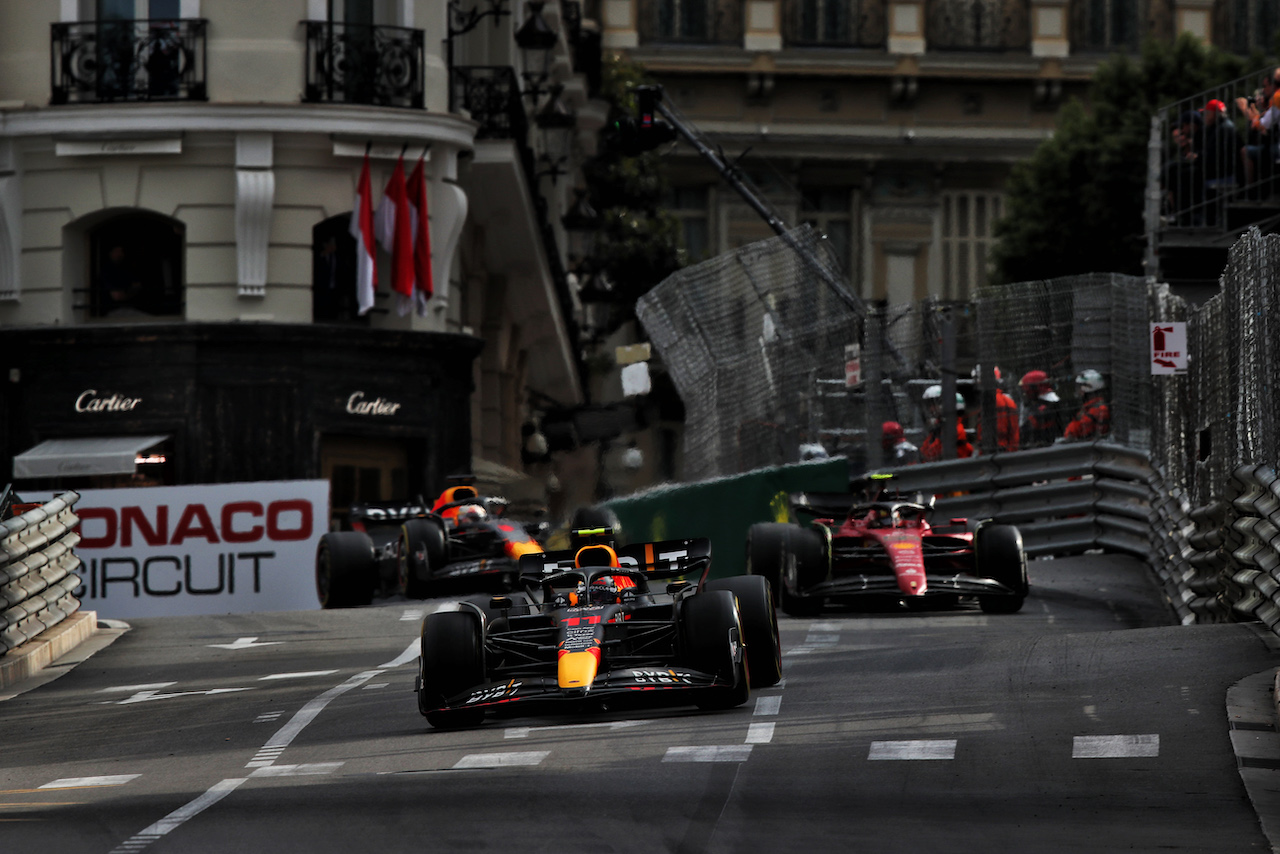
0 491 83 655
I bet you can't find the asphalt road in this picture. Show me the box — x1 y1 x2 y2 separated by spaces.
0 554 1275 853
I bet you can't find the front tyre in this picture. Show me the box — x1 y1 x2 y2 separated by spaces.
976 524 1028 614
418 611 486 728
681 589 749 711
316 532 375 609
399 517 447 599
705 575 782 688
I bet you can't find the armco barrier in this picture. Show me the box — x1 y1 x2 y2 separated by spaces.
0 491 82 655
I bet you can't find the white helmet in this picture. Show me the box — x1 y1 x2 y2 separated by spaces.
971 365 1003 387
923 385 965 411
1075 369 1105 392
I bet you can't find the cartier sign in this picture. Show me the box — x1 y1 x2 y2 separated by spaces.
76 389 141 413
345 391 402 416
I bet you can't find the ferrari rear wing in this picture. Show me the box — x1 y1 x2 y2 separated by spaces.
518 537 711 581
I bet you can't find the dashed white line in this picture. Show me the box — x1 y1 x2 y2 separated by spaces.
380 640 419 669
1072 734 1159 758
453 751 549 769
98 683 176 693
249 762 343 778
754 696 782 716
108 778 247 854
40 775 140 789
504 720 649 739
664 745 754 763
868 740 957 760
745 722 776 744
400 610 424 622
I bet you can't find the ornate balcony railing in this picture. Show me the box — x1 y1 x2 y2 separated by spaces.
925 0 1029 51
303 21 423 109
50 18 207 104
783 0 887 48
637 0 744 46
1070 0 1172 53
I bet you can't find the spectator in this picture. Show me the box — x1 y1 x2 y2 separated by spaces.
1200 98 1241 222
920 385 972 462
881 421 920 466
1237 69 1280 196
1164 111 1205 225
1018 370 1064 449
971 365 1019 453
1062 369 1110 442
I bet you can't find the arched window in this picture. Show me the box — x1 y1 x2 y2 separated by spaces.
86 211 184 318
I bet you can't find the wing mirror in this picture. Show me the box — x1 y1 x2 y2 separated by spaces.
666 579 691 596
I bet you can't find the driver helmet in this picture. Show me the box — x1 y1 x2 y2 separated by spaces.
443 503 487 527
1075 369 1105 393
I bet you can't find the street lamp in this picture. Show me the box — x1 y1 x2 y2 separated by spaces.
514 1 558 101
445 0 510 112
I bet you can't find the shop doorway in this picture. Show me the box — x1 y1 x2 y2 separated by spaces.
320 436 409 530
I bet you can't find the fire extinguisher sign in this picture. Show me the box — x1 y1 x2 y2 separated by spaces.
1150 322 1188 375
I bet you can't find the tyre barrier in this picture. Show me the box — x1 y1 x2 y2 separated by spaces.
0 491 82 656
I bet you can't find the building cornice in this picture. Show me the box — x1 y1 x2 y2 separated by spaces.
0 103 479 150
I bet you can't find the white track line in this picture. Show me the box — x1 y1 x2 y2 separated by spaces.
1072 734 1159 758
868 739 957 760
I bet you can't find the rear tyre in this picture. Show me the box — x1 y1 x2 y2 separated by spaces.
705 575 781 688
746 522 826 618
399 517 447 599
976 524 1028 614
682 590 749 710
316 532 375 609
419 611 486 728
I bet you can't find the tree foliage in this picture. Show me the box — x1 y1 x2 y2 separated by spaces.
992 34 1269 284
581 55 682 313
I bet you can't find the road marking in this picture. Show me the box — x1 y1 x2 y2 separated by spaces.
804 633 840 646
504 720 650 739
249 763 343 778
246 670 383 768
98 683 176 693
363 682 390 690
400 609 424 622
754 696 782 716
1072 734 1159 758
115 688 252 705
39 775 139 789
1084 704 1100 721
745 722 775 744
207 637 281 650
810 622 842 632
664 745 754 763
868 740 957 760
453 752 549 769
380 640 419 669
108 778 246 854
258 671 338 681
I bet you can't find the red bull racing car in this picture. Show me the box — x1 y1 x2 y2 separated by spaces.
316 478 544 608
747 476 1028 617
414 531 782 728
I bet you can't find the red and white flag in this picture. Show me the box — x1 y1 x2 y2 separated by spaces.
375 154 415 316
406 155 434 316
348 152 377 316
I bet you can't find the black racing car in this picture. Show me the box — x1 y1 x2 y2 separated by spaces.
414 531 782 728
316 480 545 608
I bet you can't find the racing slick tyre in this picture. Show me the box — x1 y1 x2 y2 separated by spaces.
748 523 827 618
316 532 375 609
681 590 750 711
976 524 1029 614
399 517 447 600
418 611 486 729
705 575 782 689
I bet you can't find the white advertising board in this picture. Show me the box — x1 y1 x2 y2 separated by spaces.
28 480 328 619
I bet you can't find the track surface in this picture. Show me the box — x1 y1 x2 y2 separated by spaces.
0 554 1274 853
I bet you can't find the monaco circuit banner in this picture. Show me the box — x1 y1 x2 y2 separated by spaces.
28 480 328 619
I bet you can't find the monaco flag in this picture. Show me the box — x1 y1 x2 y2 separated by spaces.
348 152 377 316
375 154 415 316
406 155 434 315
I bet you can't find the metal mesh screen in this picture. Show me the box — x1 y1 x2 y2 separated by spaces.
640 226 1280 507
635 225 862 481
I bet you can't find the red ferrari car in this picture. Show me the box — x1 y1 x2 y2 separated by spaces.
747 477 1028 616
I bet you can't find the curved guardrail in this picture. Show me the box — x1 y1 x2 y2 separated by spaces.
0 491 82 656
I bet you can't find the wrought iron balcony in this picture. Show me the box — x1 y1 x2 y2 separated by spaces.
1070 0 1172 53
925 0 1029 51
783 0 886 48
303 21 423 109
452 66 529 142
50 18 207 104
1213 0 1277 55
637 0 743 46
